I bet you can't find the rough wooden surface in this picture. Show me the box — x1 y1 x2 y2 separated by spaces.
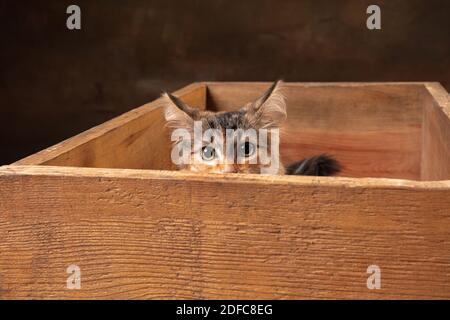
1 165 450 299
13 83 206 170
15 82 443 181
421 83 450 180
207 82 427 180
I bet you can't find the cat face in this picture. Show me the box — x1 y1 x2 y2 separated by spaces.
162 81 287 174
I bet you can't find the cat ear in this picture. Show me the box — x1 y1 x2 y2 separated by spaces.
243 80 287 129
161 92 198 131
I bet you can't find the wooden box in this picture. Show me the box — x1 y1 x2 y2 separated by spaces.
1 82 449 299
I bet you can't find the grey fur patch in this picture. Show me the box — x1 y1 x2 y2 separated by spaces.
203 110 250 130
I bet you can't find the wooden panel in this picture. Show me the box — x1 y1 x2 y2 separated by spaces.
13 82 450 180
421 83 450 180
282 130 420 179
207 82 425 179
1 165 450 299
13 83 207 170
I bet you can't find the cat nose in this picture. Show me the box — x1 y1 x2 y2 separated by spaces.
222 165 238 173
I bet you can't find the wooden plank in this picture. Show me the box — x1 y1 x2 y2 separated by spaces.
13 83 207 170
281 130 420 179
1 165 450 299
206 82 425 180
421 83 450 180
14 82 444 181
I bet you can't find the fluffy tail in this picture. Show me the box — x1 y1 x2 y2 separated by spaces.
285 154 341 176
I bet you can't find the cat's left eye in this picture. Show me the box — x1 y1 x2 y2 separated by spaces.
201 145 216 161
239 142 256 157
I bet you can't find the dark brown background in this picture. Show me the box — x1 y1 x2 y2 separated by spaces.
0 0 449 165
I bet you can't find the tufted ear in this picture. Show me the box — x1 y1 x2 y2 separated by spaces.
243 80 287 129
161 92 199 131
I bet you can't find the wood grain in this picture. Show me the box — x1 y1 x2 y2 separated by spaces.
14 82 450 181
421 83 450 180
207 82 426 180
1 165 450 299
13 83 207 170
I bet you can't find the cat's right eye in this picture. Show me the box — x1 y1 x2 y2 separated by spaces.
201 146 216 161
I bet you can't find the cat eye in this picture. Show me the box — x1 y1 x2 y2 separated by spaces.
239 142 256 157
201 145 216 161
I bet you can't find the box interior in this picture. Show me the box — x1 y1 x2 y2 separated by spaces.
14 83 450 181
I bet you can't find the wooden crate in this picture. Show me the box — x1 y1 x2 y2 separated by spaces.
0 82 449 299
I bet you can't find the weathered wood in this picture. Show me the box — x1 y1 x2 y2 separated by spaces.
2 82 450 300
1 165 450 299
13 82 450 181
13 83 207 170
207 82 426 179
421 83 450 180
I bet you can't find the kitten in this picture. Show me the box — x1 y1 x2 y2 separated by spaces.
161 80 340 176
